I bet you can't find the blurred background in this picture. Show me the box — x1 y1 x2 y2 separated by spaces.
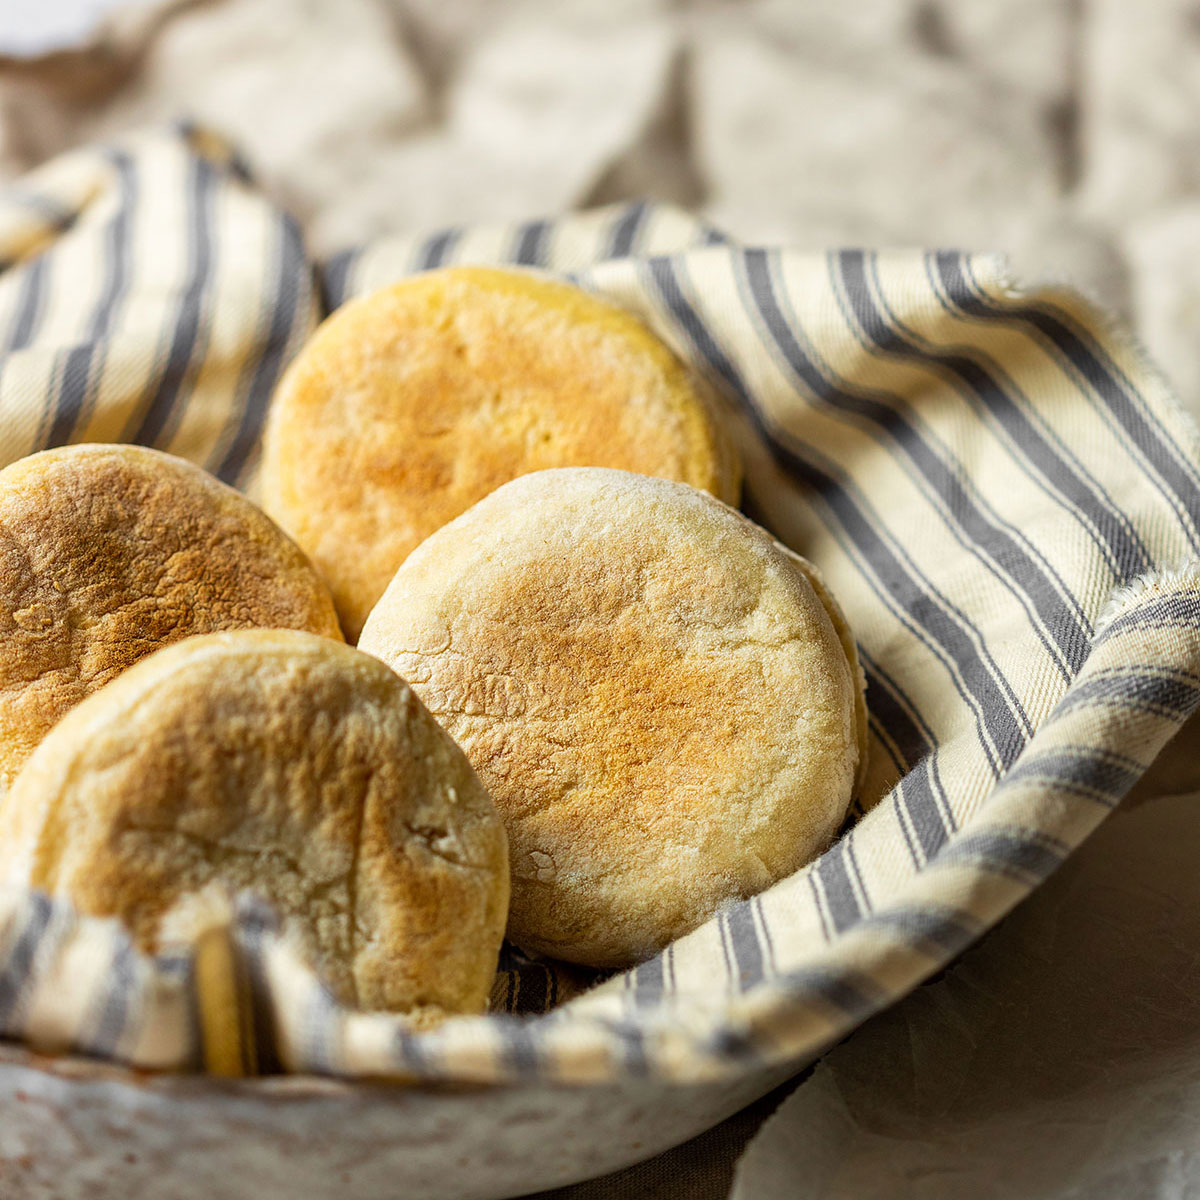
2 0 1199 419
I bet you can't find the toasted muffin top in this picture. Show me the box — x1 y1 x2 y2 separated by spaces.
0 443 343 795
0 630 509 1020
360 468 864 968
261 266 741 639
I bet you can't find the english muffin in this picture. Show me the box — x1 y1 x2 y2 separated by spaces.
0 443 342 794
261 266 741 639
0 630 509 1021
359 468 866 968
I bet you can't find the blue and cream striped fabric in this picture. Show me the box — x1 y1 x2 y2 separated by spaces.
0 127 1198 1083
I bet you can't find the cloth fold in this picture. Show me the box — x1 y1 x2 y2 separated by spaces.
0 126 1197 1086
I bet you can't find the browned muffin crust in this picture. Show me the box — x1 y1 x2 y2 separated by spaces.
0 630 509 1020
360 468 865 969
261 266 742 639
0 443 342 794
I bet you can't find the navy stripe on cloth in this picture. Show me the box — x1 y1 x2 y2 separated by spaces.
301 985 339 1074
870 906 979 957
416 228 462 271
898 760 955 863
42 148 137 449
752 898 776 978
3 253 49 353
213 210 307 483
0 893 52 1028
786 449 1030 773
512 218 551 266
858 651 937 767
857 650 954 865
1097 593 1200 641
633 954 665 1005
501 1019 541 1077
773 967 884 1020
394 1025 434 1074
320 248 358 312
723 904 766 991
815 841 865 935
1051 667 1200 722
808 872 831 941
130 151 218 446
605 202 649 259
938 829 1067 882
878 251 1156 589
1001 747 1143 805
81 940 135 1057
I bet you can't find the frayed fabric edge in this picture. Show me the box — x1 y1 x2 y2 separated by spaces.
1093 560 1200 640
974 251 1200 467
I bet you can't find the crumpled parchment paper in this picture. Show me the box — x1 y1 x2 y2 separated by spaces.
2 0 1200 418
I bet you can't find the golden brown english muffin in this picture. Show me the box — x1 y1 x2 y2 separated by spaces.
260 266 741 639
0 630 509 1021
359 468 866 969
0 443 342 795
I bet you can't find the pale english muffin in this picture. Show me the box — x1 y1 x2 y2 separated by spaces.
359 468 866 969
0 443 342 795
260 266 741 639
0 631 509 1021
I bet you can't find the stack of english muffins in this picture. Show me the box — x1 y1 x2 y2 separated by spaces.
0 267 867 1042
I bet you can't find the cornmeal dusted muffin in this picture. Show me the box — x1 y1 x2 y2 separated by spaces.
261 266 741 639
360 468 866 968
0 444 342 795
0 631 509 1021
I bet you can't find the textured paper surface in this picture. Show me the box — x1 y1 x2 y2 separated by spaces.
733 717 1200 1200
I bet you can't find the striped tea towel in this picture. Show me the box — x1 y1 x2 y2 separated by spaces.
0 125 1197 1084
